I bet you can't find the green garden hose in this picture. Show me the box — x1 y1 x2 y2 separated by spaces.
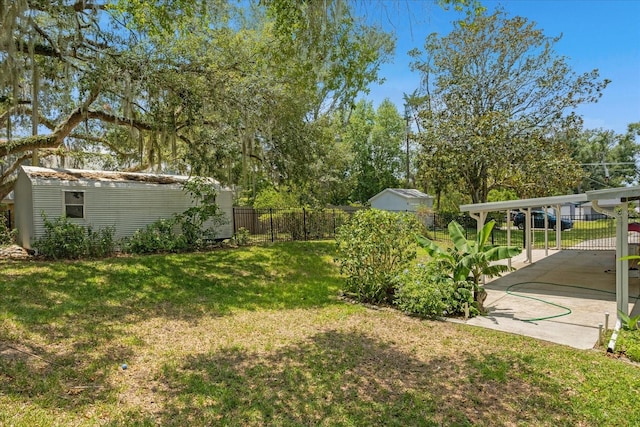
504 281 640 323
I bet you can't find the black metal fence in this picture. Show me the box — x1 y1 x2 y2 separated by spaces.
232 207 363 244
232 207 622 251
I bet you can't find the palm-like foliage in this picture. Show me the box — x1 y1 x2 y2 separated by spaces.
418 220 521 288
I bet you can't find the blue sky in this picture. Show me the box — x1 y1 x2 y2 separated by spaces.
363 0 640 135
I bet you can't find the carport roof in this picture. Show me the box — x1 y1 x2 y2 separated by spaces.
586 185 640 202
459 193 587 214
460 185 640 214
458 184 640 320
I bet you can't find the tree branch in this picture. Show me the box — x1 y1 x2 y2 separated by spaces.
0 177 17 201
1 153 32 183
0 87 100 156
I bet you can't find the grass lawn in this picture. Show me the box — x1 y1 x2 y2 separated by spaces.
1 241 639 426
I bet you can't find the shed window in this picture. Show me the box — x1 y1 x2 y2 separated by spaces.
64 191 84 218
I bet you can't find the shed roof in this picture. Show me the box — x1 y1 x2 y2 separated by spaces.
369 188 432 202
21 166 221 187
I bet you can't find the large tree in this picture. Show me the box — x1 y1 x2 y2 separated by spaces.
342 99 405 204
0 0 394 200
569 124 640 192
410 8 609 204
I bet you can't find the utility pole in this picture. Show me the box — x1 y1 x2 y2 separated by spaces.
404 103 411 186
32 61 39 166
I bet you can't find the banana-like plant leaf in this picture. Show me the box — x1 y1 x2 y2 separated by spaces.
453 265 471 282
419 220 523 287
484 245 522 262
477 220 495 248
449 221 471 253
483 264 515 279
417 235 449 258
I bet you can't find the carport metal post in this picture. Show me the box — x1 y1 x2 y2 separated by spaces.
592 200 629 314
468 211 486 235
555 204 562 250
525 208 532 263
506 209 512 270
543 206 549 257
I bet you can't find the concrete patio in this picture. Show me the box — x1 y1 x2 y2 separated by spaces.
460 249 640 349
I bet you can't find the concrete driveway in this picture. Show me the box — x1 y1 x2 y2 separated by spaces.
460 250 640 349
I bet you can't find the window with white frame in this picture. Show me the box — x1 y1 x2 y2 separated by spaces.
64 191 84 218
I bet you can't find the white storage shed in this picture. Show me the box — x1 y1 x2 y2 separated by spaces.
14 166 233 249
369 188 434 212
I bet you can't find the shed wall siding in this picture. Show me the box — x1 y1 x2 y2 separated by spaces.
371 193 405 211
14 170 34 248
23 179 233 247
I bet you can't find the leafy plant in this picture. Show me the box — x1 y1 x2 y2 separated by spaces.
34 214 117 260
122 218 187 254
335 209 419 304
86 226 117 258
395 262 477 318
233 227 250 246
34 214 87 259
615 328 640 362
418 220 521 311
618 309 640 331
0 213 16 246
179 177 228 247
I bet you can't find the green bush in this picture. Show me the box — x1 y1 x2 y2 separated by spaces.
335 209 419 304
122 218 188 254
86 226 117 258
233 227 250 246
0 214 16 246
395 262 477 318
616 329 640 362
34 215 116 260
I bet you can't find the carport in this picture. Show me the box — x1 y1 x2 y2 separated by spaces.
460 186 640 321
462 249 628 349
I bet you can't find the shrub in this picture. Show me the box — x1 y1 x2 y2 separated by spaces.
418 220 521 313
616 329 640 362
34 215 118 259
233 227 250 246
122 218 187 254
395 262 477 318
86 226 117 258
0 214 16 246
335 209 419 304
179 177 227 247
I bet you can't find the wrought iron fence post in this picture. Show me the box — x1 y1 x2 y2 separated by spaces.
333 209 336 236
303 208 307 241
270 208 274 242
232 207 237 235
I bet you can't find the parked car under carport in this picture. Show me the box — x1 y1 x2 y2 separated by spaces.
513 210 573 231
